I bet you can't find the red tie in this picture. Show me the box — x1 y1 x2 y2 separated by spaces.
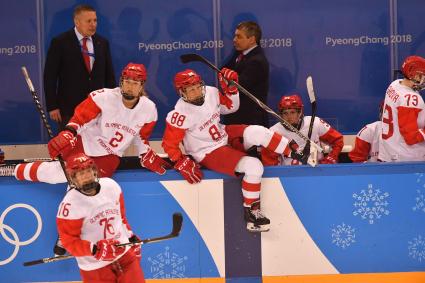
82 37 91 72
236 53 244 63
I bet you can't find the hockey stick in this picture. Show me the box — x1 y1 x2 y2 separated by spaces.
302 76 318 166
23 212 183 266
180 53 323 153
21 67 71 183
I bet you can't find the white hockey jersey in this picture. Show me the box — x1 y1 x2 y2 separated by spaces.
378 80 425 162
349 121 381 162
57 177 131 271
68 87 158 157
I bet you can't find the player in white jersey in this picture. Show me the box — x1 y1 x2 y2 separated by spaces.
378 55 425 162
349 102 383 163
14 63 170 183
261 94 343 166
162 69 304 232
57 153 145 283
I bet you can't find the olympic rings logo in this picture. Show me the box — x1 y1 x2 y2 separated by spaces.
0 203 42 265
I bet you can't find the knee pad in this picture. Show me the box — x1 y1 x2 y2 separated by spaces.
235 156 264 183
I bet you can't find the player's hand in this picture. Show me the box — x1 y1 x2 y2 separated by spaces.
140 148 172 175
128 234 141 259
93 239 125 261
319 155 337 164
219 68 238 95
174 156 203 184
285 140 309 164
47 130 76 158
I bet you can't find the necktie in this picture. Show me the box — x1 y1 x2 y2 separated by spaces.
82 37 91 72
236 53 244 63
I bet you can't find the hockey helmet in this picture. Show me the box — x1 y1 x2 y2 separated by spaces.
66 153 99 195
174 69 205 106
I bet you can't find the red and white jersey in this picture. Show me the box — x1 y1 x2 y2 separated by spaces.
162 86 239 162
378 80 425 161
56 178 132 271
263 116 343 165
68 87 157 157
349 121 381 162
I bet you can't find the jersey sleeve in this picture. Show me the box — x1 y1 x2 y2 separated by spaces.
67 94 101 131
219 92 240 114
349 135 371 163
57 217 93 256
162 121 186 162
317 119 344 160
119 192 133 237
397 106 425 145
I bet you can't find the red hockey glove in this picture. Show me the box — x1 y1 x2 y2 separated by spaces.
140 148 172 175
174 156 203 184
128 234 141 259
319 155 337 164
284 140 309 164
219 68 238 95
47 130 76 158
93 239 125 261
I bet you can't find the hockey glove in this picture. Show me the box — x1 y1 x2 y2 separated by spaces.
140 148 172 175
174 156 203 184
128 234 141 259
93 239 125 261
319 155 337 164
219 68 238 95
47 130 77 158
285 140 309 164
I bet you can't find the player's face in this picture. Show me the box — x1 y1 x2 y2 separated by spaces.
233 28 256 51
74 11 97 37
182 83 203 102
281 108 302 126
73 168 97 195
122 79 144 97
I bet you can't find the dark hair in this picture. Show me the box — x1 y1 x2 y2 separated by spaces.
236 21 262 44
73 4 96 18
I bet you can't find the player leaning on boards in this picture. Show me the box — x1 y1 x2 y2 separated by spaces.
261 94 344 165
14 63 170 184
162 68 305 232
379 55 425 162
57 153 145 282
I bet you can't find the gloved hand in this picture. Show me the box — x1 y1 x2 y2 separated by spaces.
93 239 125 261
219 68 238 95
319 155 337 164
140 148 172 175
285 140 309 164
128 234 141 259
174 156 203 184
48 130 76 158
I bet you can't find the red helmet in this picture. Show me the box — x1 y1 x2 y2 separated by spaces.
121 63 147 82
66 153 98 193
401 56 425 80
174 69 203 92
278 94 304 113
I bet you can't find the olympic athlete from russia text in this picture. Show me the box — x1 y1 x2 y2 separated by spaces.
162 68 305 232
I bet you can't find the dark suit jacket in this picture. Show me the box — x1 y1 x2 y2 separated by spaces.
223 46 269 127
44 29 116 120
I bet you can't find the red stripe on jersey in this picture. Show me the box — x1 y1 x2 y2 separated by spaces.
320 128 344 160
119 193 132 232
57 217 92 256
398 106 424 145
266 132 282 152
162 122 186 162
15 163 27 180
139 121 156 145
242 180 261 192
68 96 101 127
29 161 42 182
349 137 371 163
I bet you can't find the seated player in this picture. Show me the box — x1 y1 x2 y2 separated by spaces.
261 94 343 166
162 68 304 232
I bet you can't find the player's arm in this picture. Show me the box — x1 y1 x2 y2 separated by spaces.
398 106 425 145
318 120 344 164
218 68 240 114
57 217 93 257
349 137 371 163
162 122 186 162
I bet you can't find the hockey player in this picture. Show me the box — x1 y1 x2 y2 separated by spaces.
261 94 343 166
378 55 425 162
162 68 304 232
14 63 170 183
349 101 383 163
57 153 145 283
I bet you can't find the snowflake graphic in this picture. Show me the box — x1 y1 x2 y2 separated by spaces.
147 246 188 278
413 173 425 213
331 222 356 249
353 184 390 224
408 235 425 262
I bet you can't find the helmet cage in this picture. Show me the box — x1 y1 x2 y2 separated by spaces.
174 69 206 106
66 154 99 195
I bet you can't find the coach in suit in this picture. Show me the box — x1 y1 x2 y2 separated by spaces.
223 21 270 127
44 4 116 130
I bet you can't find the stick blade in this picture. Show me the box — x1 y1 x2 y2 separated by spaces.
180 53 202 64
306 76 316 103
172 212 183 236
